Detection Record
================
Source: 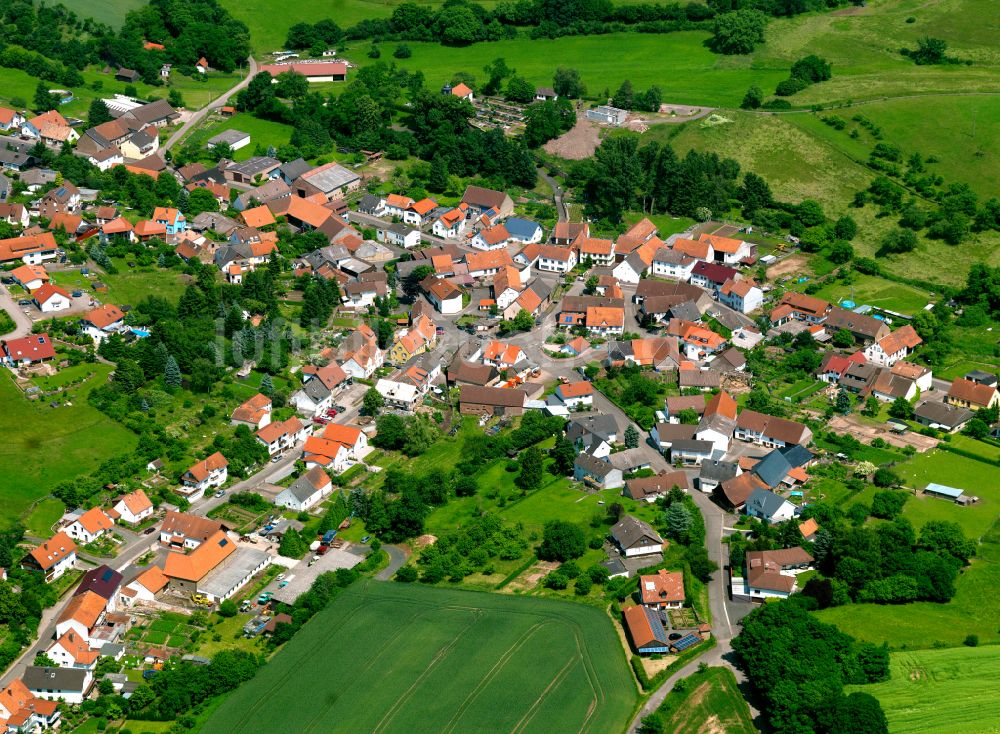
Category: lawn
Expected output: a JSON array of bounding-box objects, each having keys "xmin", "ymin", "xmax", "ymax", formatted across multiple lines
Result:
[
  {"xmin": 815, "ymin": 515, "xmax": 1000, "ymax": 649},
  {"xmin": 848, "ymin": 646, "xmax": 1000, "ymax": 734},
  {"xmin": 0, "ymin": 366, "xmax": 135, "ymax": 524},
  {"xmin": 181, "ymin": 112, "xmax": 295, "ymax": 162},
  {"xmin": 200, "ymin": 580, "xmax": 638, "ymax": 734},
  {"xmin": 55, "ymin": 260, "xmax": 188, "ymax": 308},
  {"xmin": 649, "ymin": 666, "xmax": 756, "ymax": 734},
  {"xmin": 803, "ymin": 273, "xmax": 934, "ymax": 317},
  {"xmin": 24, "ymin": 498, "xmax": 65, "ymax": 538}
]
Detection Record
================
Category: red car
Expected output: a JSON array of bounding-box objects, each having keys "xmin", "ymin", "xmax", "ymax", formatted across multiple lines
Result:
[
  {"xmin": 325, "ymin": 408, "xmax": 338, "ymax": 417},
  {"xmin": 312, "ymin": 417, "xmax": 328, "ymax": 425}
]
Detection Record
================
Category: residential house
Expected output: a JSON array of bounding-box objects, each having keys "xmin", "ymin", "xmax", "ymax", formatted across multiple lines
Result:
[
  {"xmin": 825, "ymin": 306, "xmax": 889, "ymax": 345},
  {"xmin": 566, "ymin": 413, "xmax": 619, "ymax": 446},
  {"xmin": 402, "ymin": 197, "xmax": 437, "ymax": 227},
  {"xmin": 255, "ymin": 417, "xmax": 307, "ymax": 456},
  {"xmin": 491, "ymin": 266, "xmax": 523, "ymax": 310},
  {"xmin": 461, "ymin": 185, "xmax": 514, "ymax": 219},
  {"xmin": 672, "ymin": 237, "xmax": 713, "ymax": 263},
  {"xmin": 533, "ymin": 244, "xmax": 577, "ymax": 274},
  {"xmin": 32, "ymin": 284, "xmax": 72, "ymax": 313},
  {"xmin": 374, "ymin": 378, "xmax": 420, "ymax": 411},
  {"xmin": 891, "ymin": 361, "xmax": 933, "ymax": 392},
  {"xmin": 449, "ymin": 83, "xmax": 474, "ymax": 101},
  {"xmin": 690, "ymin": 261, "xmax": 739, "ymax": 295},
  {"xmin": 946, "ymin": 377, "xmax": 999, "ymax": 410},
  {"xmin": 230, "ymin": 393, "xmax": 272, "ymax": 429},
  {"xmin": 357, "ymin": 193, "xmax": 386, "ymax": 216},
  {"xmin": 798, "ymin": 518, "xmax": 819, "ymax": 542},
  {"xmin": 745, "ymin": 487, "xmax": 797, "ymax": 523},
  {"xmin": 610, "ymin": 516, "xmax": 664, "ymax": 557},
  {"xmin": 914, "ymin": 400, "xmax": 973, "ymax": 433},
  {"xmin": 650, "ymin": 248, "xmax": 696, "ymax": 281},
  {"xmin": 864, "ymin": 325, "xmax": 923, "ymax": 367},
  {"xmin": 577, "ymin": 237, "xmax": 615, "ymax": 267},
  {"xmin": 384, "ymin": 193, "xmax": 415, "ymax": 219},
  {"xmin": 735, "ymin": 410, "xmax": 813, "ymax": 448},
  {"xmin": 423, "ymin": 277, "xmax": 463, "ymax": 314},
  {"xmin": 302, "ymin": 423, "xmax": 368, "ymax": 472},
  {"xmin": 54, "ymin": 590, "xmax": 105, "ymax": 644},
  {"xmin": 64, "ymin": 508, "xmax": 115, "ymax": 545},
  {"xmin": 624, "ymin": 470, "xmax": 691, "ymax": 502},
  {"xmin": 388, "ymin": 315, "xmax": 436, "ymax": 364},
  {"xmin": 699, "ymin": 233, "xmax": 750, "ymax": 264},
  {"xmin": 718, "ymin": 279, "xmax": 762, "ymax": 313},
  {"xmin": 771, "ymin": 292, "xmax": 831, "ymax": 325},
  {"xmin": 573, "ymin": 453, "xmax": 623, "ymax": 490},
  {"xmin": 868, "ymin": 367, "xmax": 919, "ymax": 403},
  {"xmin": 697, "ymin": 459, "xmax": 740, "ymax": 494},
  {"xmin": 179, "ymin": 452, "xmax": 228, "ymax": 501},
  {"xmin": 471, "ymin": 224, "xmax": 510, "ymax": 251},
  {"xmin": 337, "ymin": 324, "xmax": 383, "ymax": 378},
  {"xmin": 612, "ymin": 250, "xmax": 653, "ymax": 285},
  {"xmin": 694, "ymin": 391, "xmax": 737, "ymax": 455},
  {"xmin": 550, "ymin": 221, "xmax": 589, "ymax": 247},
  {"xmin": 2, "ymin": 334, "xmax": 56, "ymax": 365},
  {"xmin": 112, "ymin": 489, "xmax": 153, "ymax": 525},
  {"xmin": 0, "ymin": 106, "xmax": 25, "ymax": 131},
  {"xmin": 623, "ymin": 605, "xmax": 671, "ymax": 655},
  {"xmin": 159, "ymin": 512, "xmax": 224, "ymax": 549},
  {"xmin": 606, "ymin": 337, "xmax": 682, "ymax": 371},
  {"xmin": 744, "ymin": 547, "xmax": 813, "ymax": 601},
  {"xmin": 503, "ymin": 280, "xmax": 551, "ymax": 322},
  {"xmin": 22, "ymin": 532, "xmax": 77, "ymax": 581},
  {"xmin": 664, "ymin": 395, "xmax": 706, "ymax": 423},
  {"xmin": 458, "ymin": 385, "xmax": 528, "ymax": 417},
  {"xmin": 609, "ymin": 448, "xmax": 652, "ymax": 475},
  {"xmin": 0, "ymin": 232, "xmax": 59, "ymax": 265},
  {"xmin": 585, "ymin": 305, "xmax": 625, "ymax": 336},
  {"xmin": 0, "ymin": 202, "xmax": 30, "ymax": 228},
  {"xmin": 342, "ymin": 273, "xmax": 388, "ymax": 310},
  {"xmin": 639, "ymin": 569, "xmax": 685, "ymax": 609},
  {"xmin": 431, "ymin": 206, "xmax": 467, "ymax": 239},
  {"xmin": 377, "ymin": 222, "xmax": 421, "ymax": 249},
  {"xmin": 483, "ymin": 340, "xmax": 527, "ymax": 372},
  {"xmin": 122, "ymin": 566, "xmax": 169, "ymax": 604},
  {"xmin": 274, "ymin": 466, "xmax": 333, "ymax": 512},
  {"xmin": 668, "ymin": 319, "xmax": 727, "ymax": 360},
  {"xmin": 717, "ymin": 472, "xmax": 768, "ymax": 512},
  {"xmin": 555, "ymin": 381, "xmax": 593, "ymax": 409},
  {"xmin": 48, "ymin": 630, "xmax": 100, "ymax": 670},
  {"xmin": 465, "ymin": 249, "xmax": 513, "ymax": 280},
  {"xmin": 505, "ymin": 217, "xmax": 543, "ymax": 244},
  {"xmin": 74, "ymin": 565, "xmax": 123, "ymax": 614},
  {"xmin": 650, "ymin": 423, "xmax": 695, "ymax": 453},
  {"xmin": 80, "ymin": 304, "xmax": 126, "ymax": 342},
  {"xmin": 668, "ymin": 439, "xmax": 714, "ymax": 466},
  {"xmin": 23, "ymin": 666, "xmax": 92, "ymax": 705}
]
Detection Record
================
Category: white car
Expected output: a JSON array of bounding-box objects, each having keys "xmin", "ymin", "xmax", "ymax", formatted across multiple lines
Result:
[{"xmin": 276, "ymin": 573, "xmax": 285, "ymax": 581}]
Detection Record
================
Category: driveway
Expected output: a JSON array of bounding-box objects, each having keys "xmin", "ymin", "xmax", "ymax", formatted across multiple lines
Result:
[
  {"xmin": 0, "ymin": 284, "xmax": 34, "ymax": 338},
  {"xmin": 162, "ymin": 57, "xmax": 259, "ymax": 152}
]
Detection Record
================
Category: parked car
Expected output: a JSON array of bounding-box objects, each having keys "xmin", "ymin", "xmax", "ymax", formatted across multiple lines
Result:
[
  {"xmin": 214, "ymin": 490, "xmax": 225, "ymax": 498},
  {"xmin": 17, "ymin": 299, "xmax": 30, "ymax": 305},
  {"xmin": 270, "ymin": 455, "xmax": 282, "ymax": 463},
  {"xmin": 361, "ymin": 535, "xmax": 371, "ymax": 543},
  {"xmin": 143, "ymin": 526, "xmax": 157, "ymax": 535}
]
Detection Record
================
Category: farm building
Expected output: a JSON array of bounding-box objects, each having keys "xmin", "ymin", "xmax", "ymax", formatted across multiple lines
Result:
[
  {"xmin": 586, "ymin": 105, "xmax": 628, "ymax": 126},
  {"xmin": 258, "ymin": 61, "xmax": 347, "ymax": 82},
  {"xmin": 206, "ymin": 129, "xmax": 250, "ymax": 151},
  {"xmin": 923, "ymin": 483, "xmax": 977, "ymax": 505}
]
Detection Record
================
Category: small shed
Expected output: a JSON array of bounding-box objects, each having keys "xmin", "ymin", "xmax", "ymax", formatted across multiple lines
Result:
[{"xmin": 116, "ymin": 68, "xmax": 140, "ymax": 83}]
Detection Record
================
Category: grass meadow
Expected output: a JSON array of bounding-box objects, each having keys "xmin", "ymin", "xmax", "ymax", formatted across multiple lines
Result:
[
  {"xmin": 848, "ymin": 646, "xmax": 1000, "ymax": 734},
  {"xmin": 200, "ymin": 580, "xmax": 638, "ymax": 734},
  {"xmin": 0, "ymin": 366, "xmax": 135, "ymax": 524},
  {"xmin": 653, "ymin": 666, "xmax": 757, "ymax": 734},
  {"xmin": 816, "ymin": 512, "xmax": 1000, "ymax": 649},
  {"xmin": 70, "ymin": 0, "xmax": 145, "ymax": 27},
  {"xmin": 183, "ymin": 112, "xmax": 295, "ymax": 161}
]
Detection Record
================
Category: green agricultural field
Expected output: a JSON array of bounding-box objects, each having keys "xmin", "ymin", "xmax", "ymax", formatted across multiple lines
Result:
[
  {"xmin": 201, "ymin": 581, "xmax": 638, "ymax": 734},
  {"xmin": 652, "ymin": 666, "xmax": 757, "ymax": 734},
  {"xmin": 69, "ymin": 0, "xmax": 146, "ymax": 27},
  {"xmin": 182, "ymin": 112, "xmax": 294, "ymax": 161},
  {"xmin": 816, "ymin": 516, "xmax": 1000, "ymax": 649},
  {"xmin": 54, "ymin": 261, "xmax": 188, "ymax": 308},
  {"xmin": 348, "ymin": 32, "xmax": 789, "ymax": 108},
  {"xmin": 848, "ymin": 646, "xmax": 1000, "ymax": 734},
  {"xmin": 0, "ymin": 367, "xmax": 136, "ymax": 524}
]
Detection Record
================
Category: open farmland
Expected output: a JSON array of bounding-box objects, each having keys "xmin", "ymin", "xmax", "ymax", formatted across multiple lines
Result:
[
  {"xmin": 650, "ymin": 666, "xmax": 757, "ymax": 734},
  {"xmin": 200, "ymin": 581, "xmax": 637, "ymax": 734},
  {"xmin": 848, "ymin": 646, "xmax": 1000, "ymax": 734}
]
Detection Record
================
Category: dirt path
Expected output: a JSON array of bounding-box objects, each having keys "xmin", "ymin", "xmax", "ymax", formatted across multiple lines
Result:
[{"xmin": 163, "ymin": 56, "xmax": 258, "ymax": 152}]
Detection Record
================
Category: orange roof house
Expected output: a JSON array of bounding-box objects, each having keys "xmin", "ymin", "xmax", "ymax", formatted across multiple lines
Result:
[
  {"xmin": 639, "ymin": 569, "xmax": 685, "ymax": 607},
  {"xmin": 163, "ymin": 530, "xmax": 236, "ymax": 582},
  {"xmin": 183, "ymin": 452, "xmax": 228, "ymax": 484},
  {"xmin": 57, "ymin": 590, "xmax": 106, "ymax": 630},
  {"xmin": 451, "ymin": 83, "xmax": 473, "ymax": 98},
  {"xmin": 27, "ymin": 532, "xmax": 77, "ymax": 573},
  {"xmin": 698, "ymin": 232, "xmax": 744, "ymax": 253},
  {"xmin": 240, "ymin": 205, "xmax": 276, "ymax": 229},
  {"xmin": 231, "ymin": 393, "xmax": 272, "ymax": 427},
  {"xmin": 73, "ymin": 507, "xmax": 115, "ymax": 536},
  {"xmin": 133, "ymin": 566, "xmax": 169, "ymax": 594}
]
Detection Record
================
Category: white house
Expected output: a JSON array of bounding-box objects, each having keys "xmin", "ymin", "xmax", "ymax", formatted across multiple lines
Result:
[
  {"xmin": 651, "ymin": 249, "xmax": 695, "ymax": 281},
  {"xmin": 610, "ymin": 516, "xmax": 663, "ymax": 557},
  {"xmin": 554, "ymin": 381, "xmax": 593, "ymax": 409},
  {"xmin": 718, "ymin": 279, "xmax": 763, "ymax": 314},
  {"xmin": 471, "ymin": 224, "xmax": 510, "ymax": 251},
  {"xmin": 47, "ymin": 631, "xmax": 99, "ymax": 670},
  {"xmin": 23, "ymin": 532, "xmax": 77, "ymax": 582},
  {"xmin": 179, "ymin": 452, "xmax": 228, "ymax": 502},
  {"xmin": 744, "ymin": 487, "xmax": 796, "ymax": 523},
  {"xmin": 535, "ymin": 245, "xmax": 576, "ymax": 273},
  {"xmin": 32, "ymin": 284, "xmax": 72, "ymax": 313},
  {"xmin": 699, "ymin": 233, "xmax": 751, "ymax": 264},
  {"xmin": 863, "ymin": 325, "xmax": 923, "ymax": 367},
  {"xmin": 123, "ymin": 566, "xmax": 169, "ymax": 604},
  {"xmin": 255, "ymin": 416, "xmax": 308, "ymax": 456},
  {"xmin": 377, "ymin": 223, "xmax": 421, "ymax": 249},
  {"xmin": 424, "ymin": 278, "xmax": 463, "ymax": 314},
  {"xmin": 54, "ymin": 590, "xmax": 106, "ymax": 645},
  {"xmin": 612, "ymin": 252, "xmax": 649, "ymax": 285},
  {"xmin": 743, "ymin": 547, "xmax": 813, "ymax": 601},
  {"xmin": 24, "ymin": 666, "xmax": 93, "ymax": 705},
  {"xmin": 64, "ymin": 508, "xmax": 115, "ymax": 545},
  {"xmin": 432, "ymin": 207, "xmax": 467, "ymax": 239},
  {"xmin": 375, "ymin": 378, "xmax": 419, "ymax": 411},
  {"xmin": 274, "ymin": 466, "xmax": 333, "ymax": 512},
  {"xmin": 112, "ymin": 489, "xmax": 154, "ymax": 525},
  {"xmin": 504, "ymin": 218, "xmax": 543, "ymax": 245}
]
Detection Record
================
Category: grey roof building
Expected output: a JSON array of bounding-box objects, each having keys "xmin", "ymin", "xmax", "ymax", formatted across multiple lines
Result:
[
  {"xmin": 206, "ymin": 129, "xmax": 250, "ymax": 149},
  {"xmin": 745, "ymin": 487, "xmax": 794, "ymax": 521},
  {"xmin": 567, "ymin": 413, "xmax": 620, "ymax": 445},
  {"xmin": 610, "ymin": 515, "xmax": 663, "ymax": 556},
  {"xmin": 752, "ymin": 450, "xmax": 793, "ymax": 489},
  {"xmin": 279, "ymin": 157, "xmax": 312, "ymax": 184}
]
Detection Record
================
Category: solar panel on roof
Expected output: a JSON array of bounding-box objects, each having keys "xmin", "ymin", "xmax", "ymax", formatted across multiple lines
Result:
[
  {"xmin": 672, "ymin": 633, "xmax": 701, "ymax": 652},
  {"xmin": 643, "ymin": 607, "xmax": 670, "ymax": 645},
  {"xmin": 101, "ymin": 569, "xmax": 114, "ymax": 581}
]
